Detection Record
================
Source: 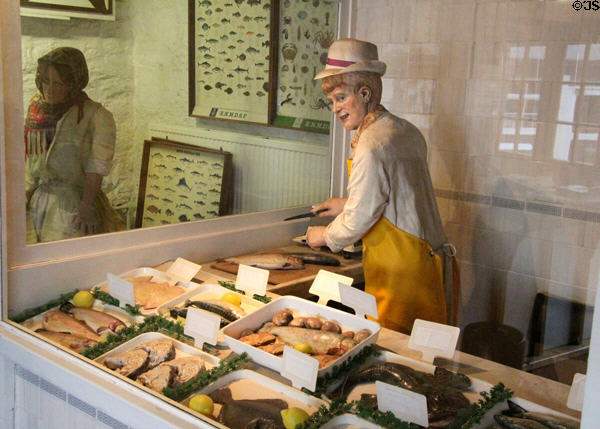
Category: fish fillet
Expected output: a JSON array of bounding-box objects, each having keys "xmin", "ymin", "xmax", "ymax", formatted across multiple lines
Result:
[
  {"xmin": 36, "ymin": 329, "xmax": 98, "ymax": 354},
  {"xmin": 265, "ymin": 326, "xmax": 353, "ymax": 355},
  {"xmin": 123, "ymin": 276, "xmax": 184, "ymax": 310},
  {"xmin": 104, "ymin": 348, "xmax": 150, "ymax": 379},
  {"xmin": 136, "ymin": 339, "xmax": 176, "ymax": 369},
  {"xmin": 42, "ymin": 310, "xmax": 100, "ymax": 341},
  {"xmin": 167, "ymin": 356, "xmax": 206, "ymax": 386},
  {"xmin": 60, "ymin": 302, "xmax": 126, "ymax": 334},
  {"xmin": 137, "ymin": 364, "xmax": 175, "ymax": 392}
]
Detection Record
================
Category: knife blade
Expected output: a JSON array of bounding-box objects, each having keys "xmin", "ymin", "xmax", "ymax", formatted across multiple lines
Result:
[{"xmin": 284, "ymin": 209, "xmax": 326, "ymax": 221}]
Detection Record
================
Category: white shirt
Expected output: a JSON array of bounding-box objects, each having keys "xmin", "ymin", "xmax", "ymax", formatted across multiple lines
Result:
[{"xmin": 324, "ymin": 112, "xmax": 446, "ymax": 253}]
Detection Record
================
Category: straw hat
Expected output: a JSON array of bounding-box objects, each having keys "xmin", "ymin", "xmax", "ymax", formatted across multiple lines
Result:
[{"xmin": 314, "ymin": 38, "xmax": 386, "ymax": 80}]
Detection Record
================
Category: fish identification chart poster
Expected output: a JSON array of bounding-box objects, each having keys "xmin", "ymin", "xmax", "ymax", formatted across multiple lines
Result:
[
  {"xmin": 273, "ymin": 0, "xmax": 338, "ymax": 134},
  {"xmin": 189, "ymin": 0, "xmax": 278, "ymax": 125},
  {"xmin": 136, "ymin": 139, "xmax": 233, "ymax": 228}
]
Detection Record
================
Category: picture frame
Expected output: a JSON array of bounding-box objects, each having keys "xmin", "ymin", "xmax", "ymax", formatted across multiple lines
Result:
[
  {"xmin": 188, "ymin": 0, "xmax": 279, "ymax": 125},
  {"xmin": 20, "ymin": 0, "xmax": 115, "ymax": 18},
  {"xmin": 135, "ymin": 138, "xmax": 233, "ymax": 229},
  {"xmin": 272, "ymin": 0, "xmax": 338, "ymax": 134}
]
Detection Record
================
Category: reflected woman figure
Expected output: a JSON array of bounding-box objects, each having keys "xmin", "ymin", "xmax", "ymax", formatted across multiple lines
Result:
[{"xmin": 25, "ymin": 47, "xmax": 123, "ymax": 243}]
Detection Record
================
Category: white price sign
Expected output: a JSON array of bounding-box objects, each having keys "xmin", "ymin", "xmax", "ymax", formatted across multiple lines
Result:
[
  {"xmin": 408, "ymin": 319, "xmax": 459, "ymax": 363},
  {"xmin": 107, "ymin": 273, "xmax": 135, "ymax": 308},
  {"xmin": 338, "ymin": 284, "xmax": 378, "ymax": 319},
  {"xmin": 309, "ymin": 269, "xmax": 353, "ymax": 305},
  {"xmin": 235, "ymin": 264, "xmax": 268, "ymax": 298},
  {"xmin": 376, "ymin": 381, "xmax": 429, "ymax": 427},
  {"xmin": 281, "ymin": 346, "xmax": 319, "ymax": 391},
  {"xmin": 183, "ymin": 307, "xmax": 221, "ymax": 347},
  {"xmin": 166, "ymin": 257, "xmax": 202, "ymax": 284}
]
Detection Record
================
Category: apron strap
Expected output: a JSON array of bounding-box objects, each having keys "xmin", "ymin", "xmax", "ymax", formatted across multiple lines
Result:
[{"xmin": 436, "ymin": 242, "xmax": 459, "ymax": 326}]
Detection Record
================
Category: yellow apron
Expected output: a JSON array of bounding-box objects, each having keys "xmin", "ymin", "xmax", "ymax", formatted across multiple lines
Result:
[{"xmin": 347, "ymin": 157, "xmax": 447, "ymax": 333}]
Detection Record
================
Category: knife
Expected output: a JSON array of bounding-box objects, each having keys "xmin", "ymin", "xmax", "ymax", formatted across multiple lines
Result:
[{"xmin": 284, "ymin": 209, "xmax": 326, "ymax": 221}]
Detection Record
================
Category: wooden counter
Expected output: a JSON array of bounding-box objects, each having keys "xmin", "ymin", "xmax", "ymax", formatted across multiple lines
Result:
[{"xmin": 195, "ymin": 244, "xmax": 364, "ymax": 298}]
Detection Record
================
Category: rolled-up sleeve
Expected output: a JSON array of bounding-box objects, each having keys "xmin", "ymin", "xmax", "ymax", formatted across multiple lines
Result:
[
  {"xmin": 324, "ymin": 144, "xmax": 389, "ymax": 252},
  {"xmin": 85, "ymin": 106, "xmax": 116, "ymax": 176}
]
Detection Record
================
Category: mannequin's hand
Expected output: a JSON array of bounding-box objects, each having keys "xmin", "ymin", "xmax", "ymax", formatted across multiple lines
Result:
[
  {"xmin": 311, "ymin": 198, "xmax": 347, "ymax": 218},
  {"xmin": 74, "ymin": 201, "xmax": 98, "ymax": 234},
  {"xmin": 306, "ymin": 226, "xmax": 327, "ymax": 250}
]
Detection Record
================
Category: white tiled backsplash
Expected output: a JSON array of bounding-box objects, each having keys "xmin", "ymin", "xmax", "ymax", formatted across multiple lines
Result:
[{"xmin": 355, "ymin": 0, "xmax": 600, "ymax": 338}]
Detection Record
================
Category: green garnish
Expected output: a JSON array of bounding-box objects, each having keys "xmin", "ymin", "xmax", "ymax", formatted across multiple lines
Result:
[
  {"xmin": 303, "ymin": 344, "xmax": 380, "ymax": 397},
  {"xmin": 299, "ymin": 398, "xmax": 418, "ymax": 429},
  {"xmin": 449, "ymin": 382, "xmax": 513, "ymax": 429},
  {"xmin": 162, "ymin": 353, "xmax": 250, "ymax": 401},
  {"xmin": 218, "ymin": 280, "xmax": 271, "ymax": 303},
  {"xmin": 10, "ymin": 289, "xmax": 79, "ymax": 323},
  {"xmin": 83, "ymin": 315, "xmax": 193, "ymax": 359}
]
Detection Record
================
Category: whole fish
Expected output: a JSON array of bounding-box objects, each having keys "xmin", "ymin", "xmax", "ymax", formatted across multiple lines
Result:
[
  {"xmin": 35, "ymin": 329, "xmax": 98, "ymax": 353},
  {"xmin": 177, "ymin": 177, "xmax": 192, "ymax": 191},
  {"xmin": 209, "ymin": 387, "xmax": 287, "ymax": 429},
  {"xmin": 501, "ymin": 400, "xmax": 579, "ymax": 429},
  {"xmin": 264, "ymin": 325, "xmax": 355, "ymax": 355},
  {"xmin": 60, "ymin": 302, "xmax": 126, "ymax": 334},
  {"xmin": 186, "ymin": 299, "xmax": 246, "ymax": 321},
  {"xmin": 224, "ymin": 254, "xmax": 304, "ymax": 270},
  {"xmin": 287, "ymin": 253, "xmax": 340, "ymax": 266},
  {"xmin": 495, "ymin": 414, "xmax": 551, "ymax": 429},
  {"xmin": 42, "ymin": 310, "xmax": 100, "ymax": 341}
]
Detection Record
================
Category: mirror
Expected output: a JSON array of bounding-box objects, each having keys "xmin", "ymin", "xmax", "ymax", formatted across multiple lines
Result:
[{"xmin": 20, "ymin": 0, "xmax": 337, "ymax": 243}]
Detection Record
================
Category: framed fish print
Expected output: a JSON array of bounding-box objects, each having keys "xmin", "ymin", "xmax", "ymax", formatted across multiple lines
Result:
[
  {"xmin": 20, "ymin": 0, "xmax": 115, "ymax": 19},
  {"xmin": 272, "ymin": 0, "xmax": 338, "ymax": 134},
  {"xmin": 135, "ymin": 138, "xmax": 233, "ymax": 228},
  {"xmin": 188, "ymin": 0, "xmax": 279, "ymax": 125}
]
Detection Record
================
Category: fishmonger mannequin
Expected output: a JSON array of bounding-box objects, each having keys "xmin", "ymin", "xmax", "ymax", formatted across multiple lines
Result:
[{"xmin": 306, "ymin": 39, "xmax": 456, "ymax": 334}]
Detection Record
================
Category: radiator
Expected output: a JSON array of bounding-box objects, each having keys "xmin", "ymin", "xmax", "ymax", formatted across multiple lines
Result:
[{"xmin": 148, "ymin": 124, "xmax": 330, "ymax": 214}]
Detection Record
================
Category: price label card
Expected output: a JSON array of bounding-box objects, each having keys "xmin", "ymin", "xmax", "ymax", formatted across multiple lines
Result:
[
  {"xmin": 166, "ymin": 257, "xmax": 202, "ymax": 284},
  {"xmin": 408, "ymin": 319, "xmax": 459, "ymax": 363},
  {"xmin": 376, "ymin": 381, "xmax": 429, "ymax": 427},
  {"xmin": 338, "ymin": 284, "xmax": 378, "ymax": 319},
  {"xmin": 183, "ymin": 307, "xmax": 220, "ymax": 348},
  {"xmin": 281, "ymin": 346, "xmax": 319, "ymax": 391},
  {"xmin": 107, "ymin": 273, "xmax": 135, "ymax": 308},
  {"xmin": 235, "ymin": 264, "xmax": 268, "ymax": 297},
  {"xmin": 309, "ymin": 269, "xmax": 353, "ymax": 305},
  {"xmin": 567, "ymin": 373, "xmax": 585, "ymax": 411}
]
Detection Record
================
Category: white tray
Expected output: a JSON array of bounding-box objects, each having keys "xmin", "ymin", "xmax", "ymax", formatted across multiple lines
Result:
[
  {"xmin": 157, "ymin": 283, "xmax": 265, "ymax": 346},
  {"xmin": 221, "ymin": 296, "xmax": 380, "ymax": 377},
  {"xmin": 96, "ymin": 331, "xmax": 221, "ymax": 395},
  {"xmin": 330, "ymin": 350, "xmax": 580, "ymax": 428},
  {"xmin": 92, "ymin": 267, "xmax": 204, "ymax": 316},
  {"xmin": 181, "ymin": 369, "xmax": 327, "ymax": 425}
]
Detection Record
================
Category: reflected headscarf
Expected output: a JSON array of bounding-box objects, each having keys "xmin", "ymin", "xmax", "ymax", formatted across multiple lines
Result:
[{"xmin": 25, "ymin": 47, "xmax": 90, "ymax": 158}]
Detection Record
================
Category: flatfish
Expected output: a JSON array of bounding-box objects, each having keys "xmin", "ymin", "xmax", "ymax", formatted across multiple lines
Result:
[
  {"xmin": 209, "ymin": 387, "xmax": 287, "ymax": 429},
  {"xmin": 224, "ymin": 254, "xmax": 304, "ymax": 270},
  {"xmin": 498, "ymin": 400, "xmax": 579, "ymax": 429}
]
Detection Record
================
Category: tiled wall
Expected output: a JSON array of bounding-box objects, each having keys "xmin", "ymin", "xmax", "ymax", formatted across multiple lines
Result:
[{"xmin": 355, "ymin": 0, "xmax": 600, "ymax": 339}]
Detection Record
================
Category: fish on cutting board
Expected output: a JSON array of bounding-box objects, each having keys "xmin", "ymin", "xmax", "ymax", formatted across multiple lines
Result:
[
  {"xmin": 223, "ymin": 254, "xmax": 304, "ymax": 270},
  {"xmin": 286, "ymin": 252, "xmax": 341, "ymax": 266}
]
